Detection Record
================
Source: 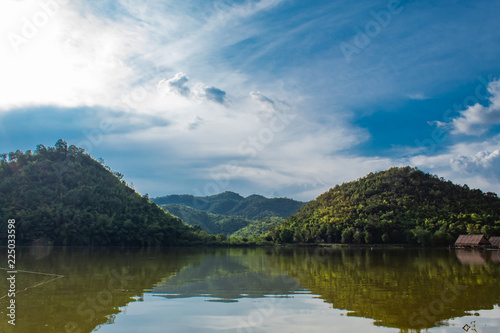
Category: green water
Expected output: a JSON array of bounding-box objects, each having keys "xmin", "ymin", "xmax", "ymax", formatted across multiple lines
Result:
[{"xmin": 0, "ymin": 247, "xmax": 499, "ymax": 333}]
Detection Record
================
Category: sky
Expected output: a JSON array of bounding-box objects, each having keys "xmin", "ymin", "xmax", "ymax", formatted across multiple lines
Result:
[{"xmin": 1, "ymin": 0, "xmax": 500, "ymax": 201}]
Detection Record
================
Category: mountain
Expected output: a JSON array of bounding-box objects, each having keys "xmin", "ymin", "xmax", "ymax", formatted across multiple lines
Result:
[
  {"xmin": 152, "ymin": 192, "xmax": 304, "ymax": 236},
  {"xmin": 162, "ymin": 204, "xmax": 255, "ymax": 235},
  {"xmin": 268, "ymin": 167, "xmax": 500, "ymax": 246},
  {"xmin": 152, "ymin": 191, "xmax": 304, "ymax": 220},
  {"xmin": 230, "ymin": 216, "xmax": 284, "ymax": 238},
  {"xmin": 0, "ymin": 140, "xmax": 205, "ymax": 246}
]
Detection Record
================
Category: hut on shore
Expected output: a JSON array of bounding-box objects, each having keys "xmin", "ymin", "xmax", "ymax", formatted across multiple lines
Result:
[
  {"xmin": 489, "ymin": 236, "xmax": 500, "ymax": 248},
  {"xmin": 454, "ymin": 234, "xmax": 491, "ymax": 248}
]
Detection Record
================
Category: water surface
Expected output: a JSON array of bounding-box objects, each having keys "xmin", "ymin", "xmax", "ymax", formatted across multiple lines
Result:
[{"xmin": 0, "ymin": 247, "xmax": 499, "ymax": 332}]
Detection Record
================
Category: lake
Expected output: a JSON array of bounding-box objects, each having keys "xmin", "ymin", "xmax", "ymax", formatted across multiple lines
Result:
[{"xmin": 0, "ymin": 246, "xmax": 499, "ymax": 333}]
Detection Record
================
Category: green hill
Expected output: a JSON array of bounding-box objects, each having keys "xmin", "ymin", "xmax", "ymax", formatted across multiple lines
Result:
[
  {"xmin": 162, "ymin": 203, "xmax": 285, "ymax": 237},
  {"xmin": 152, "ymin": 192, "xmax": 304, "ymax": 237},
  {"xmin": 163, "ymin": 204, "xmax": 255, "ymax": 236},
  {"xmin": 0, "ymin": 140, "xmax": 205, "ymax": 246},
  {"xmin": 268, "ymin": 167, "xmax": 500, "ymax": 246},
  {"xmin": 152, "ymin": 192, "xmax": 304, "ymax": 220}
]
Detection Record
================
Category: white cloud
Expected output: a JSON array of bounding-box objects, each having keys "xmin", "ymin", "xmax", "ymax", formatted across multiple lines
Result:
[
  {"xmin": 158, "ymin": 72, "xmax": 190, "ymax": 96},
  {"xmin": 98, "ymin": 88, "xmax": 374, "ymax": 200},
  {"xmin": 409, "ymin": 135, "xmax": 500, "ymax": 194},
  {"xmin": 450, "ymin": 150, "xmax": 500, "ymax": 180},
  {"xmin": 439, "ymin": 79, "xmax": 500, "ymax": 135},
  {"xmin": 0, "ymin": 0, "xmax": 285, "ymax": 112},
  {"xmin": 0, "ymin": 0, "xmax": 146, "ymax": 110}
]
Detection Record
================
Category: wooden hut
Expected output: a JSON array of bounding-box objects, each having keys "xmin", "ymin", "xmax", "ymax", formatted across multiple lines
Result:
[
  {"xmin": 454, "ymin": 234, "xmax": 491, "ymax": 248},
  {"xmin": 489, "ymin": 236, "xmax": 500, "ymax": 248}
]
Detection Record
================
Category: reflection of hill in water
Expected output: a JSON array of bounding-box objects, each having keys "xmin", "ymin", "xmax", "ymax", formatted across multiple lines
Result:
[
  {"xmin": 0, "ymin": 247, "xmax": 193, "ymax": 333},
  {"xmin": 270, "ymin": 248, "xmax": 500, "ymax": 331},
  {"xmin": 1, "ymin": 247, "xmax": 499, "ymax": 332},
  {"xmin": 152, "ymin": 249, "xmax": 303, "ymax": 301}
]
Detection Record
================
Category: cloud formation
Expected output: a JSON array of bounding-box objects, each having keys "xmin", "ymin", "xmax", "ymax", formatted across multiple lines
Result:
[
  {"xmin": 440, "ymin": 79, "xmax": 500, "ymax": 135},
  {"xmin": 3, "ymin": 0, "xmax": 500, "ymax": 200},
  {"xmin": 204, "ymin": 87, "xmax": 227, "ymax": 104},
  {"xmin": 250, "ymin": 91, "xmax": 289, "ymax": 113},
  {"xmin": 450, "ymin": 150, "xmax": 500, "ymax": 180},
  {"xmin": 158, "ymin": 72, "xmax": 190, "ymax": 96},
  {"xmin": 156, "ymin": 73, "xmax": 227, "ymax": 105}
]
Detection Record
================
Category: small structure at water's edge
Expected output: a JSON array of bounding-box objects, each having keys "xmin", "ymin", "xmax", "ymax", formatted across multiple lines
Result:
[
  {"xmin": 489, "ymin": 236, "xmax": 500, "ymax": 248},
  {"xmin": 454, "ymin": 234, "xmax": 491, "ymax": 248}
]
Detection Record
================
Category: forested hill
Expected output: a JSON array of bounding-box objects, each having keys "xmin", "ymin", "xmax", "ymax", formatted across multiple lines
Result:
[
  {"xmin": 268, "ymin": 167, "xmax": 500, "ymax": 246},
  {"xmin": 0, "ymin": 140, "xmax": 204, "ymax": 246},
  {"xmin": 152, "ymin": 192, "xmax": 304, "ymax": 220}
]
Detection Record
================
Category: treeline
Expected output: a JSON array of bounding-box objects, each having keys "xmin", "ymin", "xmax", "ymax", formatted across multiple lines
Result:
[
  {"xmin": 161, "ymin": 204, "xmax": 254, "ymax": 235},
  {"xmin": 153, "ymin": 191, "xmax": 303, "ymax": 239},
  {"xmin": 268, "ymin": 167, "xmax": 500, "ymax": 246},
  {"xmin": 0, "ymin": 140, "xmax": 212, "ymax": 246},
  {"xmin": 152, "ymin": 191, "xmax": 304, "ymax": 220}
]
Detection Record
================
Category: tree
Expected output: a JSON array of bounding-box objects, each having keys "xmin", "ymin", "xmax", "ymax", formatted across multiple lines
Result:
[
  {"xmin": 55, "ymin": 139, "xmax": 68, "ymax": 151},
  {"xmin": 35, "ymin": 144, "xmax": 47, "ymax": 154}
]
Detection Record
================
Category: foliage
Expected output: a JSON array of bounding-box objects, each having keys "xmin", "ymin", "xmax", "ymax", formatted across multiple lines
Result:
[
  {"xmin": 153, "ymin": 192, "xmax": 304, "ymax": 220},
  {"xmin": 231, "ymin": 216, "xmax": 284, "ymax": 238},
  {"xmin": 268, "ymin": 167, "xmax": 500, "ymax": 246},
  {"xmin": 161, "ymin": 204, "xmax": 254, "ymax": 235},
  {"xmin": 154, "ymin": 191, "xmax": 302, "ymax": 238},
  {"xmin": 161, "ymin": 203, "xmax": 285, "ymax": 239},
  {"xmin": 0, "ymin": 140, "xmax": 209, "ymax": 246}
]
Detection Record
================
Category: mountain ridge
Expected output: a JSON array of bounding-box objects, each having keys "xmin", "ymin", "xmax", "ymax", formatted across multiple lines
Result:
[
  {"xmin": 152, "ymin": 191, "xmax": 304, "ymax": 236},
  {"xmin": 152, "ymin": 191, "xmax": 304, "ymax": 220}
]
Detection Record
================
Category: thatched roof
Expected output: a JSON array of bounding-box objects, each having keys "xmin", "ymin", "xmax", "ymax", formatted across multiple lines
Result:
[
  {"xmin": 454, "ymin": 234, "xmax": 490, "ymax": 246},
  {"xmin": 489, "ymin": 236, "xmax": 500, "ymax": 247}
]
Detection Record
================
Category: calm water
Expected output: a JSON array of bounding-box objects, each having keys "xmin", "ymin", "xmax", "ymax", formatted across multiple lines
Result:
[{"xmin": 0, "ymin": 246, "xmax": 499, "ymax": 333}]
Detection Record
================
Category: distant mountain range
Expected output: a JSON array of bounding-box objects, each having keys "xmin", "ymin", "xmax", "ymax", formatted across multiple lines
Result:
[{"xmin": 152, "ymin": 192, "xmax": 305, "ymax": 236}]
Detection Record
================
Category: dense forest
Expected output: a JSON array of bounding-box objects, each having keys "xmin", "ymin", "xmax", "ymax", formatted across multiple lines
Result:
[
  {"xmin": 0, "ymin": 140, "xmax": 211, "ymax": 246},
  {"xmin": 162, "ymin": 204, "xmax": 255, "ymax": 236},
  {"xmin": 268, "ymin": 167, "xmax": 500, "ymax": 246},
  {"xmin": 152, "ymin": 192, "xmax": 304, "ymax": 220},
  {"xmin": 153, "ymin": 192, "xmax": 303, "ymax": 237}
]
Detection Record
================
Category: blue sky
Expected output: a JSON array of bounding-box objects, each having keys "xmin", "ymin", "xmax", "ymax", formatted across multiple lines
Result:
[{"xmin": 1, "ymin": 0, "xmax": 500, "ymax": 200}]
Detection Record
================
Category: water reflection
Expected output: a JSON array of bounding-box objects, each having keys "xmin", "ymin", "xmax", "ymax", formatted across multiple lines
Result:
[
  {"xmin": 270, "ymin": 248, "xmax": 500, "ymax": 331},
  {"xmin": 0, "ymin": 247, "xmax": 498, "ymax": 333},
  {"xmin": 152, "ymin": 249, "xmax": 305, "ymax": 302},
  {"xmin": 0, "ymin": 247, "xmax": 194, "ymax": 333},
  {"xmin": 454, "ymin": 249, "xmax": 500, "ymax": 265}
]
